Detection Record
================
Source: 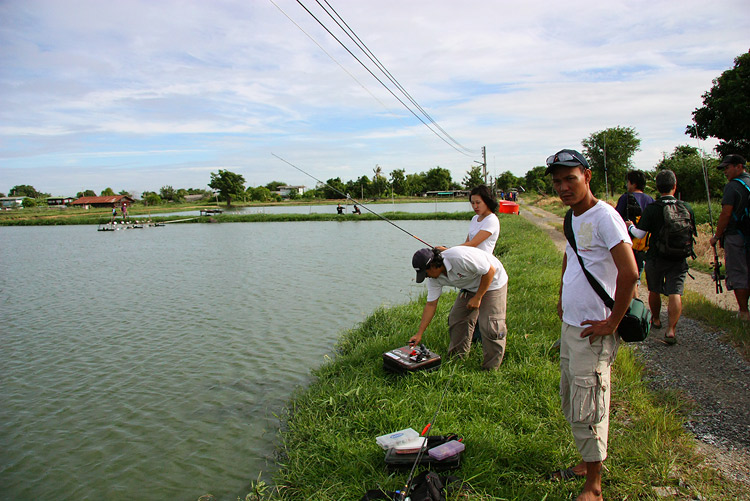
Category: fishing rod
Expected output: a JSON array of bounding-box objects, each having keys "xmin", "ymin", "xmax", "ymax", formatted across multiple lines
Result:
[
  {"xmin": 697, "ymin": 139, "xmax": 724, "ymax": 293},
  {"xmin": 272, "ymin": 153, "xmax": 435, "ymax": 248}
]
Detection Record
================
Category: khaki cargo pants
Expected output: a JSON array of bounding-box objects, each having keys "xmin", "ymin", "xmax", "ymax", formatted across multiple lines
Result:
[
  {"xmin": 560, "ymin": 322, "xmax": 619, "ymax": 462},
  {"xmin": 447, "ymin": 284, "xmax": 507, "ymax": 370}
]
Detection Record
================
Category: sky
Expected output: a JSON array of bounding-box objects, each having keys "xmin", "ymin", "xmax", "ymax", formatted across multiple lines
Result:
[{"xmin": 1, "ymin": 0, "xmax": 748, "ymax": 197}]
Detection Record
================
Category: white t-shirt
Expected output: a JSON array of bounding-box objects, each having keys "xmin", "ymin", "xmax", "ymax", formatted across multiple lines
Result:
[
  {"xmin": 426, "ymin": 246, "xmax": 508, "ymax": 302},
  {"xmin": 562, "ymin": 201, "xmax": 631, "ymax": 327},
  {"xmin": 467, "ymin": 213, "xmax": 499, "ymax": 254}
]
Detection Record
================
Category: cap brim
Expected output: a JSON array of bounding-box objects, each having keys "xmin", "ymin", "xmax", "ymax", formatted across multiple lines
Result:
[
  {"xmin": 415, "ymin": 269, "xmax": 427, "ymax": 283},
  {"xmin": 717, "ymin": 162, "xmax": 729, "ymax": 169}
]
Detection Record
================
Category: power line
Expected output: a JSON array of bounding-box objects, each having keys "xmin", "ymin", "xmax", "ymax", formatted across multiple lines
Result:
[
  {"xmin": 294, "ymin": 0, "xmax": 478, "ymax": 159},
  {"xmin": 316, "ymin": 0, "xmax": 476, "ymax": 155}
]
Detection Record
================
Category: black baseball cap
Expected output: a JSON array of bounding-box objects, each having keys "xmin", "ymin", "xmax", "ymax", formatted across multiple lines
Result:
[
  {"xmin": 717, "ymin": 154, "xmax": 746, "ymax": 169},
  {"xmin": 412, "ymin": 248, "xmax": 434, "ymax": 283},
  {"xmin": 545, "ymin": 149, "xmax": 591, "ymax": 174}
]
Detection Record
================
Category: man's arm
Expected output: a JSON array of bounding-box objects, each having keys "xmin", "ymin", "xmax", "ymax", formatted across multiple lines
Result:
[
  {"xmin": 409, "ymin": 299, "xmax": 438, "ymax": 346},
  {"xmin": 581, "ymin": 242, "xmax": 638, "ymax": 339},
  {"xmin": 709, "ymin": 204, "xmax": 734, "ymax": 247},
  {"xmin": 466, "ymin": 265, "xmax": 495, "ymax": 310}
]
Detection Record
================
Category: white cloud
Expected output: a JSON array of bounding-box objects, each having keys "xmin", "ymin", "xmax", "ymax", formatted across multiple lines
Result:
[{"xmin": 0, "ymin": 0, "xmax": 747, "ymax": 194}]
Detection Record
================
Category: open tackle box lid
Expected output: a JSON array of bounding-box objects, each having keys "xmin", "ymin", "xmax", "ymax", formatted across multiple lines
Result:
[{"xmin": 383, "ymin": 344, "xmax": 441, "ymax": 374}]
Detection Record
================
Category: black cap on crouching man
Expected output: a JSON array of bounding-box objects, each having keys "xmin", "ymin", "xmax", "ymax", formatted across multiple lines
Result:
[
  {"xmin": 413, "ymin": 248, "xmax": 436, "ymax": 283},
  {"xmin": 544, "ymin": 149, "xmax": 591, "ymax": 174},
  {"xmin": 717, "ymin": 154, "xmax": 746, "ymax": 169}
]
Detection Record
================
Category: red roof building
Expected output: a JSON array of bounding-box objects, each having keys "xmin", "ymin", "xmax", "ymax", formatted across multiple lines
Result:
[{"xmin": 70, "ymin": 195, "xmax": 135, "ymax": 208}]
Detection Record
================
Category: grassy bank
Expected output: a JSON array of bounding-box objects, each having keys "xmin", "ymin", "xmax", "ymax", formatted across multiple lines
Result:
[{"xmin": 257, "ymin": 216, "xmax": 746, "ymax": 500}]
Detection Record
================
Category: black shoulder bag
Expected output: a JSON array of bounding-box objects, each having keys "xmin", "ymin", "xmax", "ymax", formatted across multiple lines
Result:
[{"xmin": 563, "ymin": 210, "xmax": 651, "ymax": 342}]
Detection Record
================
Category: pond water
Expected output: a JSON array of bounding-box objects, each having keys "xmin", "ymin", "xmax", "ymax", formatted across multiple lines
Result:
[
  {"xmin": 0, "ymin": 219, "xmax": 469, "ymax": 500},
  {"xmin": 144, "ymin": 200, "xmax": 470, "ymax": 218}
]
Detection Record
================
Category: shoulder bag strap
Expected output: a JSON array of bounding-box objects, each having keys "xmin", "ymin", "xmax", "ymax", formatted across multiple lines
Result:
[{"xmin": 563, "ymin": 209, "xmax": 615, "ymax": 310}]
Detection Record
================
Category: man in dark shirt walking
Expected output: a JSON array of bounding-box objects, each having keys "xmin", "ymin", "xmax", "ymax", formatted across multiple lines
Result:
[
  {"xmin": 710, "ymin": 154, "xmax": 750, "ymax": 321},
  {"xmin": 627, "ymin": 170, "xmax": 696, "ymax": 344}
]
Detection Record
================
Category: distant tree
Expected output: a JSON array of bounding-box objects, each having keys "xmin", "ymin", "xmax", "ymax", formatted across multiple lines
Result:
[
  {"xmin": 655, "ymin": 145, "xmax": 724, "ymax": 202},
  {"xmin": 22, "ymin": 197, "xmax": 37, "ymax": 208},
  {"xmin": 403, "ymin": 173, "xmax": 426, "ymax": 196},
  {"xmin": 389, "ymin": 169, "xmax": 406, "ymax": 196},
  {"xmin": 525, "ymin": 165, "xmax": 554, "ymax": 194},
  {"xmin": 0, "ymin": 192, "xmax": 5, "ymax": 197},
  {"xmin": 462, "ymin": 165, "xmax": 484, "ymax": 189},
  {"xmin": 101, "ymin": 187, "xmax": 116, "ymax": 196},
  {"xmin": 247, "ymin": 186, "xmax": 272, "ymax": 202},
  {"xmin": 159, "ymin": 185, "xmax": 176, "ymax": 201},
  {"xmin": 582, "ymin": 126, "xmax": 641, "ymax": 196},
  {"xmin": 302, "ymin": 186, "xmax": 324, "ymax": 200},
  {"xmin": 372, "ymin": 165, "xmax": 388, "ymax": 198},
  {"xmin": 77, "ymin": 189, "xmax": 97, "ymax": 198},
  {"xmin": 322, "ymin": 177, "xmax": 346, "ymax": 199},
  {"xmin": 174, "ymin": 189, "xmax": 187, "ymax": 202},
  {"xmin": 495, "ymin": 171, "xmax": 522, "ymax": 192},
  {"xmin": 118, "ymin": 189, "xmax": 132, "ymax": 197},
  {"xmin": 349, "ymin": 175, "xmax": 371, "ymax": 198},
  {"xmin": 687, "ymin": 51, "xmax": 750, "ymax": 158},
  {"xmin": 424, "ymin": 167, "xmax": 453, "ymax": 191},
  {"xmin": 209, "ymin": 169, "xmax": 246, "ymax": 206},
  {"xmin": 9, "ymin": 185, "xmax": 40, "ymax": 198},
  {"xmin": 265, "ymin": 181, "xmax": 286, "ymax": 192},
  {"xmin": 142, "ymin": 192, "xmax": 162, "ymax": 206},
  {"xmin": 187, "ymin": 188, "xmax": 212, "ymax": 197}
]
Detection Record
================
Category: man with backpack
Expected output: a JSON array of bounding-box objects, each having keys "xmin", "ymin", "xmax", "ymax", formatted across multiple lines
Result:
[
  {"xmin": 626, "ymin": 170, "xmax": 696, "ymax": 344},
  {"xmin": 709, "ymin": 154, "xmax": 750, "ymax": 321},
  {"xmin": 615, "ymin": 170, "xmax": 655, "ymax": 296}
]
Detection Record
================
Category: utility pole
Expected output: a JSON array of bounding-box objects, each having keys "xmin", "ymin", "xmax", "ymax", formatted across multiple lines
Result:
[{"xmin": 482, "ymin": 146, "xmax": 487, "ymax": 185}]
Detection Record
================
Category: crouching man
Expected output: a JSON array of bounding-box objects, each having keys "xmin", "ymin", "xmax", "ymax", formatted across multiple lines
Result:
[
  {"xmin": 546, "ymin": 149, "xmax": 638, "ymax": 500},
  {"xmin": 409, "ymin": 246, "xmax": 508, "ymax": 370}
]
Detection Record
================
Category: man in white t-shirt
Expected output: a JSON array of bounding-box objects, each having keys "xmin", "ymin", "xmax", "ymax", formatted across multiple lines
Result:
[
  {"xmin": 409, "ymin": 246, "xmax": 509, "ymax": 370},
  {"xmin": 546, "ymin": 149, "xmax": 638, "ymax": 501}
]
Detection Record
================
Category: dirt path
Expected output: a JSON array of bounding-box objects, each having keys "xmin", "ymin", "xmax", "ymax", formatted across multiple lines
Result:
[{"xmin": 519, "ymin": 201, "xmax": 750, "ymax": 486}]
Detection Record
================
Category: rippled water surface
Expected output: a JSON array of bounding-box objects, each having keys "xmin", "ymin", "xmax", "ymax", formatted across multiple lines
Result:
[{"xmin": 0, "ymin": 220, "xmax": 468, "ymax": 500}]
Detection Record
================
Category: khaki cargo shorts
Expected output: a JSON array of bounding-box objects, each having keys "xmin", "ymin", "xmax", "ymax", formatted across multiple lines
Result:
[{"xmin": 559, "ymin": 322, "xmax": 619, "ymax": 462}]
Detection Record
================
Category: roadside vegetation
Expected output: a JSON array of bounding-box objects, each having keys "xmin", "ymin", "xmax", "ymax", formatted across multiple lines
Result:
[{"xmin": 239, "ymin": 215, "xmax": 747, "ymax": 500}]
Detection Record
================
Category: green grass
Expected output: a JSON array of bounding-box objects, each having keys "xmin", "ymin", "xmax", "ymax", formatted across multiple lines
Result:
[
  {"xmin": 256, "ymin": 216, "xmax": 748, "ymax": 500},
  {"xmin": 681, "ymin": 289, "xmax": 750, "ymax": 358}
]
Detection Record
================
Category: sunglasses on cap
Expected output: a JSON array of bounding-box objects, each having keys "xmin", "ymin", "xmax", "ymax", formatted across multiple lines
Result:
[{"xmin": 546, "ymin": 151, "xmax": 581, "ymax": 166}]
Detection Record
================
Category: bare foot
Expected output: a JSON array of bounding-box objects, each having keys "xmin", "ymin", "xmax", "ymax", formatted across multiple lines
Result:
[{"xmin": 576, "ymin": 490, "xmax": 603, "ymax": 501}]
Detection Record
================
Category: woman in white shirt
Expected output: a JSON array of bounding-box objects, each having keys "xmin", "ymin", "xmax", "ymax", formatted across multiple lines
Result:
[{"xmin": 438, "ymin": 185, "xmax": 500, "ymax": 254}]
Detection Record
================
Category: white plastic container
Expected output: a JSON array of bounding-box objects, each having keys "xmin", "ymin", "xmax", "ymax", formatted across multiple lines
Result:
[
  {"xmin": 375, "ymin": 428, "xmax": 419, "ymax": 450},
  {"xmin": 393, "ymin": 436, "xmax": 428, "ymax": 454}
]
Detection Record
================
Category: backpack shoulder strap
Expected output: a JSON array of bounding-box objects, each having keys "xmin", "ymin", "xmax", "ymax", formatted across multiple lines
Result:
[
  {"xmin": 733, "ymin": 177, "xmax": 750, "ymax": 193},
  {"xmin": 562, "ymin": 209, "xmax": 615, "ymax": 309}
]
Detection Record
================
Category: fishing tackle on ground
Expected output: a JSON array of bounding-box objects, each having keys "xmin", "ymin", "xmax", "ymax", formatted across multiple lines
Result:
[{"xmin": 272, "ymin": 153, "xmax": 434, "ymax": 248}]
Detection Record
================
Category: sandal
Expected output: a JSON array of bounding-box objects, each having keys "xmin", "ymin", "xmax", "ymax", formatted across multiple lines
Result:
[
  {"xmin": 650, "ymin": 319, "xmax": 662, "ymax": 329},
  {"xmin": 548, "ymin": 467, "xmax": 584, "ymax": 482},
  {"xmin": 661, "ymin": 333, "xmax": 677, "ymax": 345}
]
